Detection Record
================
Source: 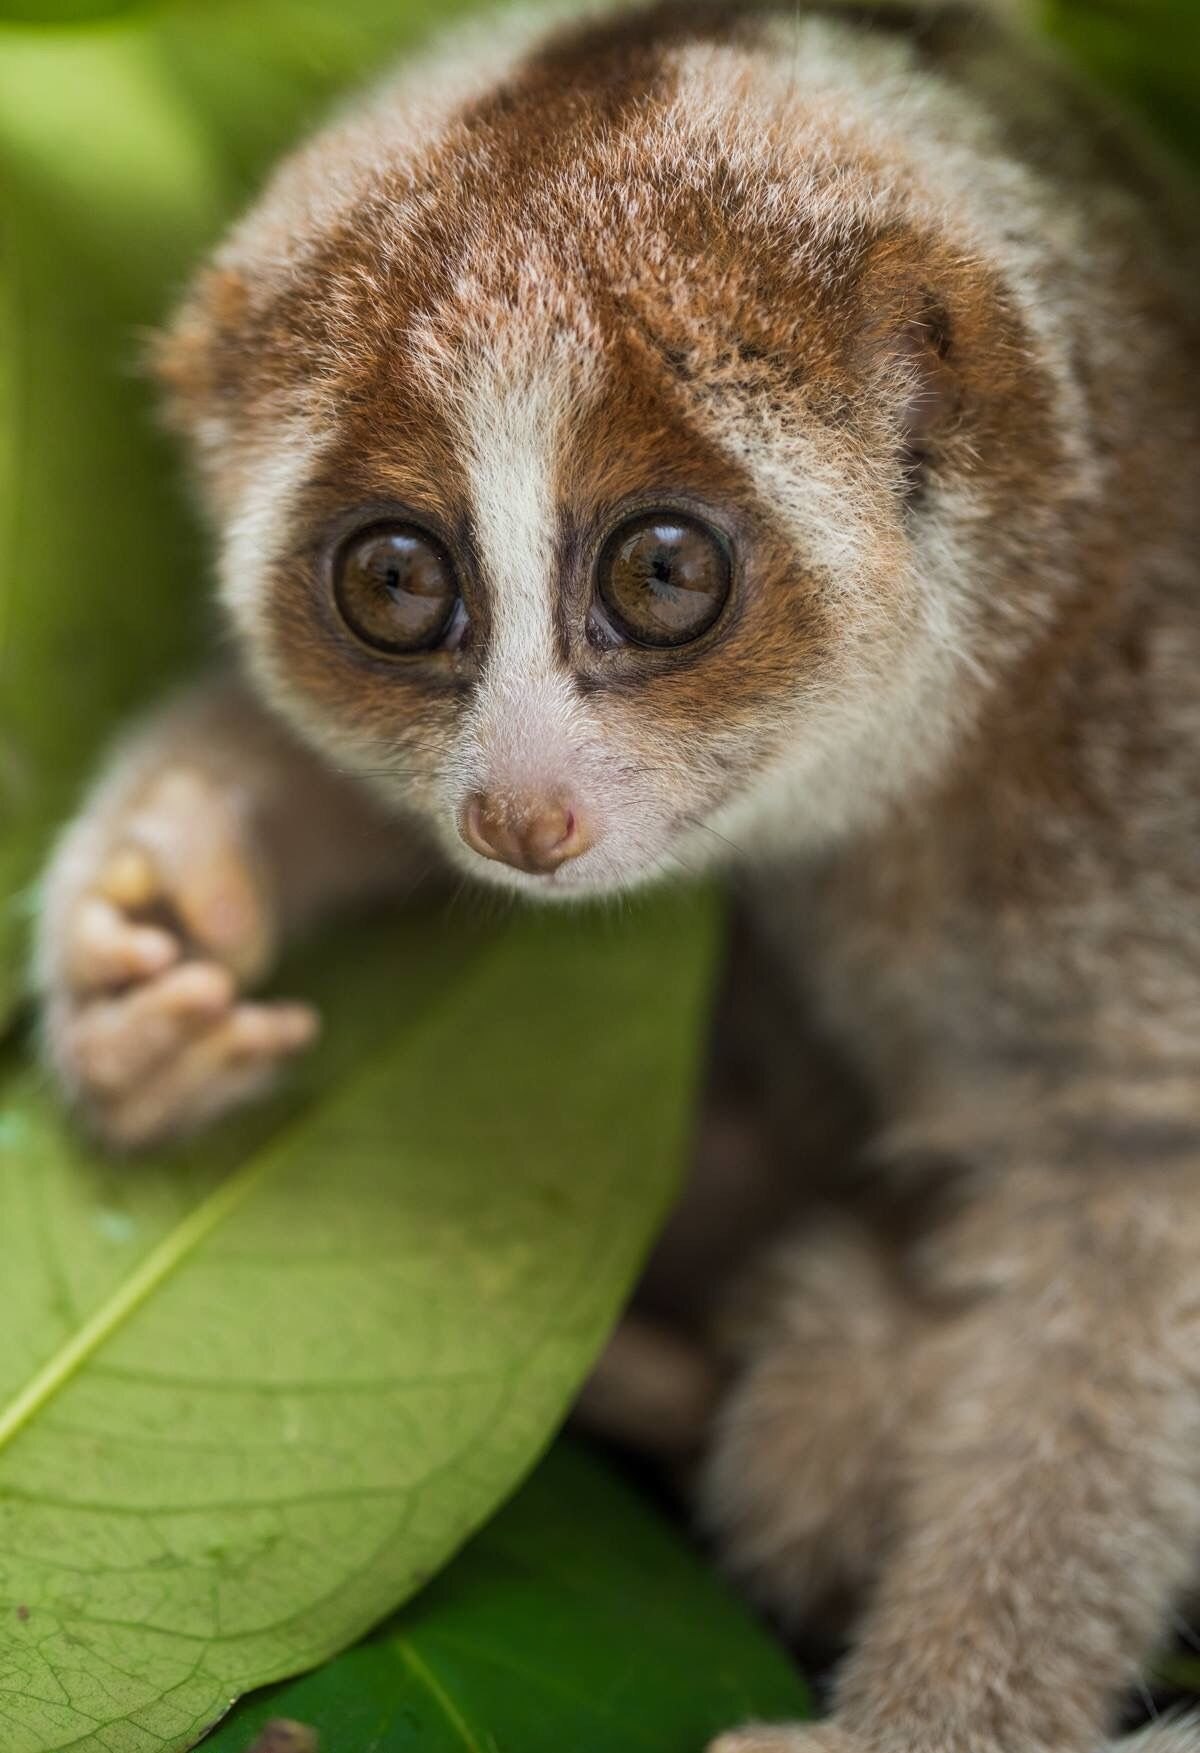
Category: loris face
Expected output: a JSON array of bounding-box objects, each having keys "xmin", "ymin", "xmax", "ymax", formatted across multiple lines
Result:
[{"xmin": 158, "ymin": 3, "xmax": 1058, "ymax": 897}]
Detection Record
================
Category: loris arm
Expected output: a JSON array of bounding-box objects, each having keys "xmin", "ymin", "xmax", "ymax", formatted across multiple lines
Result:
[{"xmin": 37, "ymin": 672, "xmax": 435, "ymax": 1148}]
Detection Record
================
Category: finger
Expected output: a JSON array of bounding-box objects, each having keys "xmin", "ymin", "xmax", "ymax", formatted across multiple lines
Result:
[
  {"xmin": 223, "ymin": 1002, "xmax": 320, "ymax": 1058},
  {"xmin": 71, "ymin": 961, "xmax": 237, "ymax": 1096},
  {"xmin": 125, "ymin": 768, "xmax": 274, "ymax": 981},
  {"xmin": 100, "ymin": 999, "xmax": 319, "ymax": 1149},
  {"xmin": 65, "ymin": 894, "xmax": 180, "ymax": 994}
]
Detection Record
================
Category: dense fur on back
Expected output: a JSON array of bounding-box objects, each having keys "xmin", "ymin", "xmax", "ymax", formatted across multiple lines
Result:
[{"xmin": 38, "ymin": 2, "xmax": 1200, "ymax": 1749}]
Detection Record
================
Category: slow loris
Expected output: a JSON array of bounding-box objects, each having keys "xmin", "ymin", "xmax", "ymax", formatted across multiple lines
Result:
[{"xmin": 34, "ymin": 2, "xmax": 1200, "ymax": 1749}]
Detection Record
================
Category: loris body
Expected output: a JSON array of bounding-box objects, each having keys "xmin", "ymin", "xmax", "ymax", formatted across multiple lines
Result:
[{"xmin": 35, "ymin": 2, "xmax": 1200, "ymax": 1749}]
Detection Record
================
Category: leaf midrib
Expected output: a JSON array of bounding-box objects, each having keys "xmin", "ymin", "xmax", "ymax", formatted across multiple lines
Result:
[
  {"xmin": 0, "ymin": 941, "xmax": 492, "ymax": 1457},
  {"xmin": 397, "ymin": 1641, "xmax": 488, "ymax": 1753}
]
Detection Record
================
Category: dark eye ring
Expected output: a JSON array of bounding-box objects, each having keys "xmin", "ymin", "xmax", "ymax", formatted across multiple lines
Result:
[
  {"xmin": 596, "ymin": 511, "xmax": 731, "ymax": 649},
  {"xmin": 333, "ymin": 521, "xmax": 460, "ymax": 654}
]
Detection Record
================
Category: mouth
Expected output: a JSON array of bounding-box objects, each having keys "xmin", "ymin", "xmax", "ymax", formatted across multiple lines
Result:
[
  {"xmin": 446, "ymin": 827, "xmax": 599, "ymax": 893},
  {"xmin": 457, "ymin": 843, "xmax": 679, "ymax": 905},
  {"xmin": 474, "ymin": 860, "xmax": 600, "ymax": 899}
]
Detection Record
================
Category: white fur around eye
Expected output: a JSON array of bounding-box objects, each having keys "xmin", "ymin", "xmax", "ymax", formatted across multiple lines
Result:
[
  {"xmin": 220, "ymin": 421, "xmax": 326, "ymax": 641},
  {"xmin": 213, "ymin": 420, "xmax": 388, "ymax": 777}
]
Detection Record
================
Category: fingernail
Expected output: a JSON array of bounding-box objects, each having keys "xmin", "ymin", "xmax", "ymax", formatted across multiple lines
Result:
[{"xmin": 101, "ymin": 846, "xmax": 158, "ymax": 909}]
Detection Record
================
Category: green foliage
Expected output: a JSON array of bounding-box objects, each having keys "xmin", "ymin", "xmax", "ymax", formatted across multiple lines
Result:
[
  {"xmin": 203, "ymin": 1441, "xmax": 812, "ymax": 1753},
  {"xmin": 1044, "ymin": 0, "xmax": 1200, "ymax": 166},
  {"xmin": 0, "ymin": 893, "xmax": 719, "ymax": 1751}
]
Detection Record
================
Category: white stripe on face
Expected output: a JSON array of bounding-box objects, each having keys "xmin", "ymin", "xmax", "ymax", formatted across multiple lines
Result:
[
  {"xmin": 463, "ymin": 366, "xmax": 564, "ymax": 679},
  {"xmin": 450, "ymin": 342, "xmax": 596, "ymax": 802}
]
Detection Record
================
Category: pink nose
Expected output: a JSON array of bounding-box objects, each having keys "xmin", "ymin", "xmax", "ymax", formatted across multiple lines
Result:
[{"xmin": 459, "ymin": 793, "xmax": 591, "ymax": 875}]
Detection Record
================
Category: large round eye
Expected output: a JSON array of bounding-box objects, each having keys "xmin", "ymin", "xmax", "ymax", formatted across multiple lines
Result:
[
  {"xmin": 333, "ymin": 522, "xmax": 459, "ymax": 654},
  {"xmin": 596, "ymin": 512, "xmax": 731, "ymax": 648}
]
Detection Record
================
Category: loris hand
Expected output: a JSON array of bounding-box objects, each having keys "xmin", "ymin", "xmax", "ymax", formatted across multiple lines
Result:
[{"xmin": 39, "ymin": 764, "xmax": 318, "ymax": 1149}]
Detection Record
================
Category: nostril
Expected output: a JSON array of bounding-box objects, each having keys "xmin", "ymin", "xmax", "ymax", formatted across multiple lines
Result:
[{"xmin": 460, "ymin": 794, "xmax": 502, "ymax": 863}]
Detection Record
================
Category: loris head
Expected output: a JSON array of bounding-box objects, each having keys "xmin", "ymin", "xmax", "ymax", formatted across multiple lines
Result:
[{"xmin": 157, "ymin": 1, "xmax": 1067, "ymax": 898}]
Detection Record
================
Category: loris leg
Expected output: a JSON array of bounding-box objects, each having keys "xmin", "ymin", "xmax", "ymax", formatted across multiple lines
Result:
[
  {"xmin": 708, "ymin": 1157, "xmax": 1200, "ymax": 1753},
  {"xmin": 699, "ymin": 1217, "xmax": 931, "ymax": 1631},
  {"xmin": 37, "ymin": 672, "xmax": 430, "ymax": 1146}
]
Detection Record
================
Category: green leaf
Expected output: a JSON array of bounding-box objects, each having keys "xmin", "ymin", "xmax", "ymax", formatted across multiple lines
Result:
[
  {"xmin": 202, "ymin": 1440, "xmax": 812, "ymax": 1753},
  {"xmin": 0, "ymin": 890, "xmax": 719, "ymax": 1753}
]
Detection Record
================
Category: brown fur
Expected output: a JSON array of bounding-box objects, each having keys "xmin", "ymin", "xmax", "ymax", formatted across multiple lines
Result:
[{"xmin": 40, "ymin": 1, "xmax": 1200, "ymax": 1748}]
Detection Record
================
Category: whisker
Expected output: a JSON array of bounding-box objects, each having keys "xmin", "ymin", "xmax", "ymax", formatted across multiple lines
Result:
[{"xmin": 686, "ymin": 819, "xmax": 749, "ymax": 861}]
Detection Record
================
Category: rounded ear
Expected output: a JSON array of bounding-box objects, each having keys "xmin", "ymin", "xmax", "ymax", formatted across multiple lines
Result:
[
  {"xmin": 147, "ymin": 265, "xmax": 251, "ymax": 439},
  {"xmin": 885, "ymin": 293, "xmax": 963, "ymax": 496},
  {"xmin": 852, "ymin": 243, "xmax": 963, "ymax": 489},
  {"xmin": 147, "ymin": 266, "xmax": 258, "ymax": 520},
  {"xmin": 891, "ymin": 294, "xmax": 959, "ymax": 452}
]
